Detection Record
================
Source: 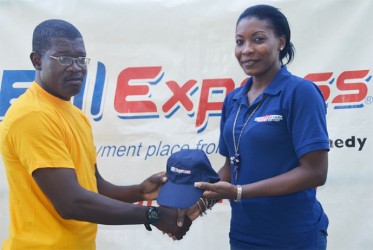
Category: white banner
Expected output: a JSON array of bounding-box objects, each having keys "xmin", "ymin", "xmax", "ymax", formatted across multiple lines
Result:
[{"xmin": 1, "ymin": 0, "xmax": 372, "ymax": 249}]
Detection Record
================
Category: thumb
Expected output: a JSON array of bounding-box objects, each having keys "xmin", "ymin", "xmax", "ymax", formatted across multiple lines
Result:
[
  {"xmin": 160, "ymin": 171, "xmax": 167, "ymax": 183},
  {"xmin": 176, "ymin": 208, "xmax": 186, "ymax": 227},
  {"xmin": 194, "ymin": 182, "xmax": 201, "ymax": 188},
  {"xmin": 194, "ymin": 182, "xmax": 210, "ymax": 190}
]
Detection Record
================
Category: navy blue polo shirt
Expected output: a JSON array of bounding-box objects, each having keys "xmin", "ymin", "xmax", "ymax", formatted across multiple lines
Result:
[{"xmin": 219, "ymin": 67, "xmax": 329, "ymax": 249}]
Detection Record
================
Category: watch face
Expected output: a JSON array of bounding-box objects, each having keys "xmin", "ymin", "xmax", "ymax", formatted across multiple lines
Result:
[
  {"xmin": 148, "ymin": 206, "xmax": 160, "ymax": 224},
  {"xmin": 149, "ymin": 209, "xmax": 159, "ymax": 219}
]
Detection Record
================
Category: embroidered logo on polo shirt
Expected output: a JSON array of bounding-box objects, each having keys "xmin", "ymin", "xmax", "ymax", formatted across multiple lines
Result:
[{"xmin": 255, "ymin": 114, "xmax": 283, "ymax": 123}]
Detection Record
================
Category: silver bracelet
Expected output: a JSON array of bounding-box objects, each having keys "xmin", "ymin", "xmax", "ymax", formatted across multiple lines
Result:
[
  {"xmin": 199, "ymin": 198, "xmax": 207, "ymax": 210},
  {"xmin": 234, "ymin": 185, "xmax": 242, "ymax": 202},
  {"xmin": 199, "ymin": 198, "xmax": 208, "ymax": 215},
  {"xmin": 196, "ymin": 200, "xmax": 206, "ymax": 216}
]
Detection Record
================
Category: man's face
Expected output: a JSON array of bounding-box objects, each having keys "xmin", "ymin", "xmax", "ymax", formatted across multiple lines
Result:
[{"xmin": 38, "ymin": 37, "xmax": 87, "ymax": 100}]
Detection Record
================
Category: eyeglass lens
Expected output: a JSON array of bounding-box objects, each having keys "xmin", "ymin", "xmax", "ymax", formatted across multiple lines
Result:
[{"xmin": 59, "ymin": 56, "xmax": 89, "ymax": 66}]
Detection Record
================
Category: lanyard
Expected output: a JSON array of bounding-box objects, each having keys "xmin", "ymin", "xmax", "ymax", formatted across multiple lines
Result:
[{"xmin": 231, "ymin": 94, "xmax": 267, "ymax": 184}]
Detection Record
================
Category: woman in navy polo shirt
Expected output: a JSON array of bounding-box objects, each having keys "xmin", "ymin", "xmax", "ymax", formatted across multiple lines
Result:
[{"xmin": 195, "ymin": 4, "xmax": 329, "ymax": 250}]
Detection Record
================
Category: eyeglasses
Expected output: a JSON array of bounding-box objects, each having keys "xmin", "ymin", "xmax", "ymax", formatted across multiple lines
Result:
[{"xmin": 39, "ymin": 52, "xmax": 90, "ymax": 66}]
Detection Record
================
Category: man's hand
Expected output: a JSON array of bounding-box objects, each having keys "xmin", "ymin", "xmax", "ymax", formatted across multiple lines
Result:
[
  {"xmin": 155, "ymin": 206, "xmax": 192, "ymax": 240},
  {"xmin": 140, "ymin": 172, "xmax": 167, "ymax": 201},
  {"xmin": 176, "ymin": 202, "xmax": 202, "ymax": 228}
]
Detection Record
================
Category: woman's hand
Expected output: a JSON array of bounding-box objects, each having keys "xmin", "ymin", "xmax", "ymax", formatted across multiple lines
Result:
[{"xmin": 194, "ymin": 181, "xmax": 237, "ymax": 200}]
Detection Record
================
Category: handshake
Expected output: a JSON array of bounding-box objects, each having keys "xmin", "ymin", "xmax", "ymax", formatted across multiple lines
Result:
[{"xmin": 143, "ymin": 149, "xmax": 220, "ymax": 240}]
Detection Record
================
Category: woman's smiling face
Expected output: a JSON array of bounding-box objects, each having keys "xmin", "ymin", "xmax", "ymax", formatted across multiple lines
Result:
[{"xmin": 235, "ymin": 17, "xmax": 285, "ymax": 80}]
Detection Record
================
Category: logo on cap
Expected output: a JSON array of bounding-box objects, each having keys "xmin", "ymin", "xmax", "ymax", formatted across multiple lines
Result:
[{"xmin": 170, "ymin": 166, "xmax": 191, "ymax": 175}]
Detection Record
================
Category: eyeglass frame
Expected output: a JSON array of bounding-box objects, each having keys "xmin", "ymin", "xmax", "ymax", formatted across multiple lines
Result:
[{"xmin": 37, "ymin": 52, "xmax": 90, "ymax": 66}]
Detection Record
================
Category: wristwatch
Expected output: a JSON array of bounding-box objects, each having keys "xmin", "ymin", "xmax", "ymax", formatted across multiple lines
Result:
[{"xmin": 144, "ymin": 206, "xmax": 160, "ymax": 231}]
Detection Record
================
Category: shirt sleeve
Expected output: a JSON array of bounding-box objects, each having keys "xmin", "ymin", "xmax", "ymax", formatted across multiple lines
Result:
[
  {"xmin": 8, "ymin": 111, "xmax": 75, "ymax": 174},
  {"xmin": 285, "ymin": 80, "xmax": 330, "ymax": 158}
]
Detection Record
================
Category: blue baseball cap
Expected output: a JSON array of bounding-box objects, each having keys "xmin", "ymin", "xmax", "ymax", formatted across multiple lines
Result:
[{"xmin": 157, "ymin": 149, "xmax": 220, "ymax": 208}]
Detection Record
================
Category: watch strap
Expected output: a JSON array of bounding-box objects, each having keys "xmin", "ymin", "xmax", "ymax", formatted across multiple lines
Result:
[
  {"xmin": 144, "ymin": 206, "xmax": 160, "ymax": 231},
  {"xmin": 144, "ymin": 223, "xmax": 152, "ymax": 231}
]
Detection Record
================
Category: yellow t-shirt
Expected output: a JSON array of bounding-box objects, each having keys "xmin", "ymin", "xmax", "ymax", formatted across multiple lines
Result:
[{"xmin": 0, "ymin": 82, "xmax": 98, "ymax": 249}]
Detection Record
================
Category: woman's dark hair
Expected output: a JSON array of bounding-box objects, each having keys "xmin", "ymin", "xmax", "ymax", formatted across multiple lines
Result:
[
  {"xmin": 237, "ymin": 4, "xmax": 295, "ymax": 65},
  {"xmin": 32, "ymin": 19, "xmax": 83, "ymax": 54}
]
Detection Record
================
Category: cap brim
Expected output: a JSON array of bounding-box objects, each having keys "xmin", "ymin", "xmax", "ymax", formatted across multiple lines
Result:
[{"xmin": 157, "ymin": 181, "xmax": 203, "ymax": 209}]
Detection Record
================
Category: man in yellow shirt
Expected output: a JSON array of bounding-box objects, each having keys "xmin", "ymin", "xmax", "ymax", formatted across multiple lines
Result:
[{"xmin": 0, "ymin": 19, "xmax": 191, "ymax": 249}]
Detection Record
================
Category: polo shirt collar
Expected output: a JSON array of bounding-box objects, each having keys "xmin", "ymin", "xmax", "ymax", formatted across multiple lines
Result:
[{"xmin": 233, "ymin": 66, "xmax": 291, "ymax": 106}]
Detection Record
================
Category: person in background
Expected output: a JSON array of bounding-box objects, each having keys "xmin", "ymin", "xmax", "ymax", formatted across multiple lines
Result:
[
  {"xmin": 0, "ymin": 19, "xmax": 191, "ymax": 250},
  {"xmin": 193, "ymin": 5, "xmax": 329, "ymax": 250}
]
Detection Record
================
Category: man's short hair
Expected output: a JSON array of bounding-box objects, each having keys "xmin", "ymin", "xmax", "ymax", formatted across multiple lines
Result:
[{"xmin": 32, "ymin": 19, "xmax": 83, "ymax": 53}]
